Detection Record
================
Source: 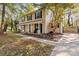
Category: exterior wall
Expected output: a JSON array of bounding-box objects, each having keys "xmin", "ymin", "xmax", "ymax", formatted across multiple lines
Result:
[
  {"xmin": 18, "ymin": 7, "xmax": 61, "ymax": 34},
  {"xmin": 18, "ymin": 8, "xmax": 46, "ymax": 34},
  {"xmin": 44, "ymin": 9, "xmax": 53, "ymax": 33},
  {"xmin": 25, "ymin": 21, "xmax": 42, "ymax": 33}
]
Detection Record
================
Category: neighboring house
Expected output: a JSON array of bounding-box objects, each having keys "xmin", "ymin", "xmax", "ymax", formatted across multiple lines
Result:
[{"xmin": 18, "ymin": 7, "xmax": 62, "ymax": 34}]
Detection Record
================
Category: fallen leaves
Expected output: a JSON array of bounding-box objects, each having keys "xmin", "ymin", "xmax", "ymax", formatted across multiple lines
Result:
[{"xmin": 0, "ymin": 33, "xmax": 54, "ymax": 56}]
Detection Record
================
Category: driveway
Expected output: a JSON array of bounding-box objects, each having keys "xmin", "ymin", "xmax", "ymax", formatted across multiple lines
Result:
[{"xmin": 51, "ymin": 33, "xmax": 79, "ymax": 56}]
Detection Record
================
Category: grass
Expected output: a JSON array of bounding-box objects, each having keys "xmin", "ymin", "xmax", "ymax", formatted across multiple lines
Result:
[{"xmin": 0, "ymin": 33, "xmax": 54, "ymax": 56}]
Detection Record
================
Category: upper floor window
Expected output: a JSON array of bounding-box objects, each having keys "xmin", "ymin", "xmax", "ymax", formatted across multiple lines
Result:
[
  {"xmin": 27, "ymin": 14, "xmax": 32, "ymax": 21},
  {"xmin": 35, "ymin": 10, "xmax": 42, "ymax": 19}
]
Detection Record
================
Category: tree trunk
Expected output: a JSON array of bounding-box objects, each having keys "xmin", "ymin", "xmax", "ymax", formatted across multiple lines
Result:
[
  {"xmin": 11, "ymin": 19, "xmax": 13, "ymax": 31},
  {"xmin": 14, "ymin": 20, "xmax": 17, "ymax": 32},
  {"xmin": 1, "ymin": 3, "xmax": 6, "ymax": 32},
  {"xmin": 3, "ymin": 22, "xmax": 8, "ymax": 32}
]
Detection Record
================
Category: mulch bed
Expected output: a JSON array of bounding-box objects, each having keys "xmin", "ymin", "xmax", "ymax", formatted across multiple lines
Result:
[{"xmin": 23, "ymin": 32, "xmax": 62, "ymax": 42}]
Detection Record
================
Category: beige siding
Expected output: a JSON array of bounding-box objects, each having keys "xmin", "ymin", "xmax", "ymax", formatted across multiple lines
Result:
[
  {"xmin": 24, "ymin": 8, "xmax": 45, "ymax": 33},
  {"xmin": 18, "ymin": 8, "xmax": 53, "ymax": 33}
]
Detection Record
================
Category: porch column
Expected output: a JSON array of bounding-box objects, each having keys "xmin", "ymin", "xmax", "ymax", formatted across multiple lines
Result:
[{"xmin": 60, "ymin": 22, "xmax": 63, "ymax": 33}]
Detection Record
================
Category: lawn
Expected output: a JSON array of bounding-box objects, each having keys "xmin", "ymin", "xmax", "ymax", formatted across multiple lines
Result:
[{"xmin": 0, "ymin": 33, "xmax": 54, "ymax": 56}]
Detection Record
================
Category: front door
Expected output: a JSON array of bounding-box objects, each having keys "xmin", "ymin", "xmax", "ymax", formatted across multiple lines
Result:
[
  {"xmin": 34, "ymin": 23, "xmax": 42, "ymax": 33},
  {"xmin": 34, "ymin": 23, "xmax": 38, "ymax": 33}
]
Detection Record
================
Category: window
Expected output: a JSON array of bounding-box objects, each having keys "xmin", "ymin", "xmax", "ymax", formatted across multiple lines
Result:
[
  {"xmin": 27, "ymin": 14, "xmax": 32, "ymax": 21},
  {"xmin": 35, "ymin": 10, "xmax": 42, "ymax": 19}
]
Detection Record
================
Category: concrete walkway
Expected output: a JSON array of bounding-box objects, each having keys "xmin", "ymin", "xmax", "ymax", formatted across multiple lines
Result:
[{"xmin": 51, "ymin": 33, "xmax": 79, "ymax": 56}]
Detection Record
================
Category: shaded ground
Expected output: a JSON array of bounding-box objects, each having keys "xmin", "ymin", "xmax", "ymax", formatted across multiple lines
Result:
[
  {"xmin": 23, "ymin": 33, "xmax": 62, "ymax": 42},
  {"xmin": 51, "ymin": 33, "xmax": 79, "ymax": 56},
  {"xmin": 0, "ymin": 33, "xmax": 54, "ymax": 56}
]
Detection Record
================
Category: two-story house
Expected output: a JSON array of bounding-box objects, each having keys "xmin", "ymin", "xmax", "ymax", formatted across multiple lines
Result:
[{"xmin": 18, "ymin": 7, "xmax": 61, "ymax": 34}]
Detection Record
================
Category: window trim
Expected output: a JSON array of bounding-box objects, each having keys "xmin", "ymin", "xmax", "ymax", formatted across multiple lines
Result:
[
  {"xmin": 27, "ymin": 14, "xmax": 32, "ymax": 21},
  {"xmin": 35, "ymin": 10, "xmax": 42, "ymax": 19}
]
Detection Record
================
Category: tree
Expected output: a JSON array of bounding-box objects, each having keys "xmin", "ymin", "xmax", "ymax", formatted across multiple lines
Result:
[
  {"xmin": 46, "ymin": 4, "xmax": 76, "ymax": 33},
  {"xmin": 35, "ymin": 3, "xmax": 76, "ymax": 33},
  {"xmin": 0, "ymin": 3, "xmax": 17, "ymax": 32},
  {"xmin": 1, "ymin": 3, "xmax": 6, "ymax": 32},
  {"xmin": 0, "ymin": 3, "xmax": 34, "ymax": 32}
]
